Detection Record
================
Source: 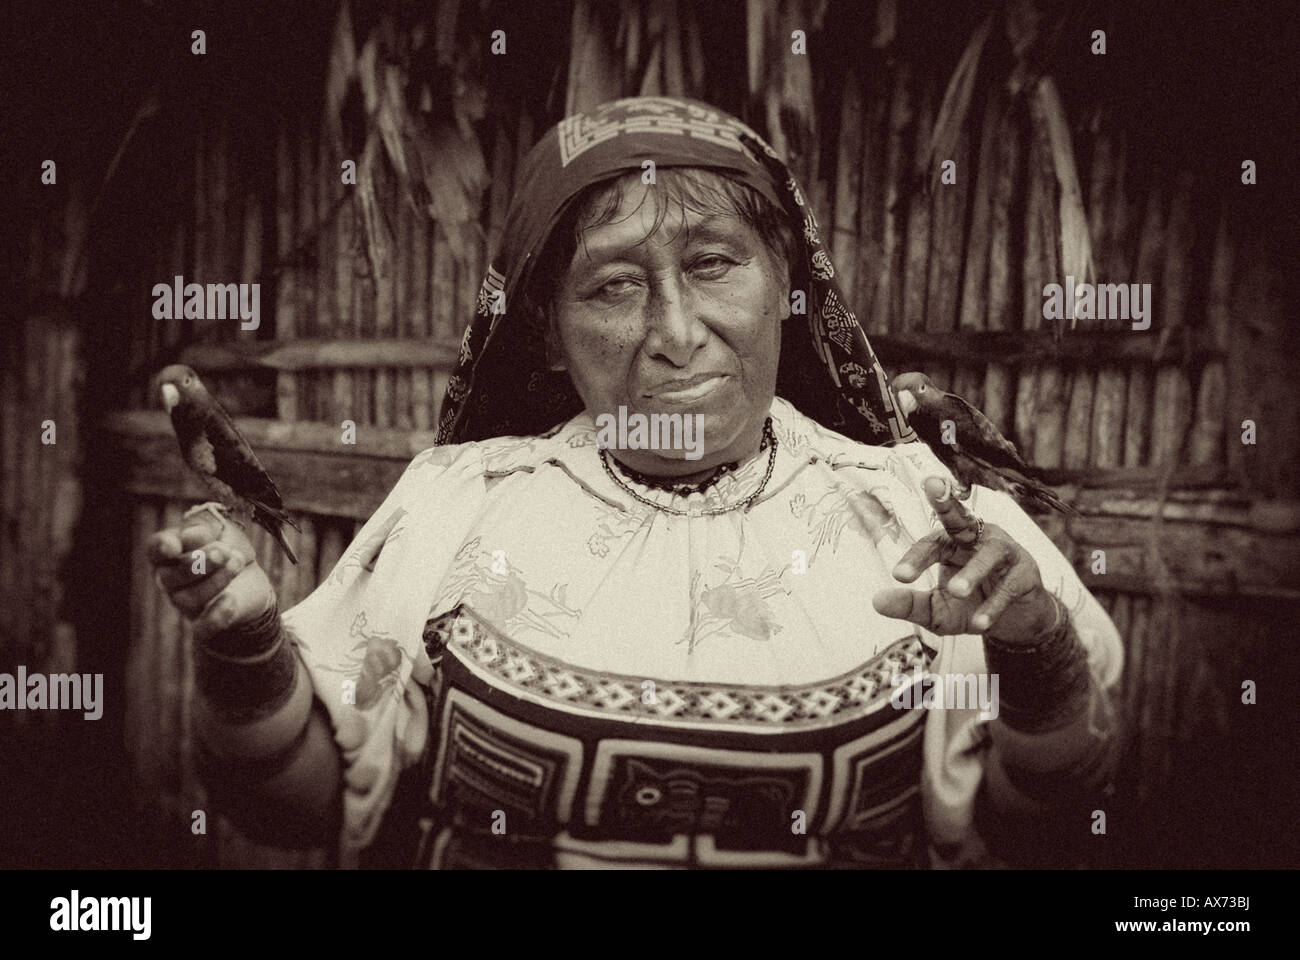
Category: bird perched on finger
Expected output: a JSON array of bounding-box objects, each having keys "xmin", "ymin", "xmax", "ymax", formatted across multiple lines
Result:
[
  {"xmin": 891, "ymin": 372, "xmax": 1078, "ymax": 516},
  {"xmin": 155, "ymin": 364, "xmax": 300, "ymax": 562}
]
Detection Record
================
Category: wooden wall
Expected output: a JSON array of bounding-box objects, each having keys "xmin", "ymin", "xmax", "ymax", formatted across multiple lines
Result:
[{"xmin": 6, "ymin": 0, "xmax": 1296, "ymax": 868}]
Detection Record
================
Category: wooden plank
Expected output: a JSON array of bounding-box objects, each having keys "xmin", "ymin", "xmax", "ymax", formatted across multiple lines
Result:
[
  {"xmin": 855, "ymin": 65, "xmax": 888, "ymax": 326},
  {"xmin": 985, "ymin": 96, "xmax": 1021, "ymax": 331},
  {"xmin": 1123, "ymin": 366, "xmax": 1151, "ymax": 467},
  {"xmin": 104, "ymin": 412, "xmax": 430, "ymax": 521},
  {"xmin": 958, "ymin": 87, "xmax": 1001, "ymax": 331},
  {"xmin": 1150, "ymin": 366, "xmax": 1192, "ymax": 466},
  {"xmin": 105, "ymin": 410, "xmax": 435, "ymax": 457},
  {"xmin": 1032, "ymin": 366, "xmax": 1066, "ymax": 467},
  {"xmin": 1063, "ymin": 368, "xmax": 1094, "ymax": 469},
  {"xmin": 1085, "ymin": 126, "xmax": 1116, "ymax": 294},
  {"xmin": 274, "ymin": 119, "xmax": 298, "ymax": 422},
  {"xmin": 1191, "ymin": 362, "xmax": 1227, "ymax": 467},
  {"xmin": 926, "ymin": 122, "xmax": 969, "ymax": 333},
  {"xmin": 871, "ymin": 62, "xmax": 910, "ymax": 333},
  {"xmin": 1192, "ymin": 210, "xmax": 1234, "ymax": 466},
  {"xmin": 393, "ymin": 202, "xmax": 413, "ymax": 430},
  {"xmin": 902, "ymin": 72, "xmax": 935, "ymax": 332},
  {"xmin": 1022, "ymin": 115, "xmax": 1052, "ymax": 333},
  {"xmin": 867, "ymin": 328, "xmax": 1223, "ymax": 367},
  {"xmin": 292, "ymin": 514, "xmax": 320, "ymax": 606},
  {"xmin": 486, "ymin": 119, "xmax": 513, "ymax": 258},
  {"xmin": 1091, "ymin": 365, "xmax": 1127, "ymax": 469},
  {"xmin": 180, "ymin": 337, "xmax": 461, "ymax": 371},
  {"xmin": 1014, "ymin": 365, "xmax": 1038, "ymax": 459},
  {"xmin": 1037, "ymin": 462, "xmax": 1233, "ymax": 491},
  {"xmin": 952, "ymin": 366, "xmax": 982, "ymax": 413},
  {"xmin": 431, "ymin": 221, "xmax": 456, "ymax": 339},
  {"xmin": 1126, "ymin": 595, "xmax": 1150, "ymax": 788},
  {"xmin": 297, "ymin": 120, "xmax": 320, "ymax": 420},
  {"xmin": 831, "ymin": 67, "xmax": 864, "ymax": 306},
  {"xmin": 1076, "ymin": 516, "xmax": 1300, "ymax": 598},
  {"xmin": 982, "ymin": 363, "xmax": 1011, "ymax": 435},
  {"xmin": 317, "ymin": 521, "xmax": 347, "ymax": 585}
]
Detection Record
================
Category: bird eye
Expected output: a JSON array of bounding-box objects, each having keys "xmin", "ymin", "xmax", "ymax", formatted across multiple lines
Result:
[
  {"xmin": 183, "ymin": 375, "xmax": 192, "ymax": 385},
  {"xmin": 918, "ymin": 384, "xmax": 926, "ymax": 393}
]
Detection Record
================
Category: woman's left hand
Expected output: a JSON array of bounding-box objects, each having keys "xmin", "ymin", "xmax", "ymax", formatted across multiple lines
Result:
[{"xmin": 872, "ymin": 477, "xmax": 1059, "ymax": 645}]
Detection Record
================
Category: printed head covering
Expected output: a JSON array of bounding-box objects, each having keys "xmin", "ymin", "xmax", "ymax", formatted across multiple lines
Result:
[{"xmin": 434, "ymin": 95, "xmax": 914, "ymax": 447}]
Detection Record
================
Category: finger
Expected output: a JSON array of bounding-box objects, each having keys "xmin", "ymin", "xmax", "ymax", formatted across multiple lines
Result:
[
  {"xmin": 154, "ymin": 542, "xmax": 241, "ymax": 595},
  {"xmin": 892, "ymin": 531, "xmax": 952, "ymax": 583},
  {"xmin": 179, "ymin": 510, "xmax": 229, "ymax": 553},
  {"xmin": 166, "ymin": 559, "xmax": 244, "ymax": 619},
  {"xmin": 924, "ymin": 476, "xmax": 981, "ymax": 546},
  {"xmin": 948, "ymin": 540, "xmax": 1013, "ymax": 599},
  {"xmin": 146, "ymin": 529, "xmax": 185, "ymax": 565},
  {"xmin": 872, "ymin": 586, "xmax": 933, "ymax": 629},
  {"xmin": 194, "ymin": 565, "xmax": 276, "ymax": 644}
]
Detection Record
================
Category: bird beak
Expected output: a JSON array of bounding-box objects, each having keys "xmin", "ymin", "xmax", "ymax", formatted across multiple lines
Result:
[
  {"xmin": 160, "ymin": 383, "xmax": 180, "ymax": 412},
  {"xmin": 895, "ymin": 389, "xmax": 916, "ymax": 418}
]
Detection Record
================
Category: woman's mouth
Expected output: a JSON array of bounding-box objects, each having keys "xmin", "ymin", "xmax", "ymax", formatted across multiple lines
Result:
[{"xmin": 644, "ymin": 374, "xmax": 729, "ymax": 405}]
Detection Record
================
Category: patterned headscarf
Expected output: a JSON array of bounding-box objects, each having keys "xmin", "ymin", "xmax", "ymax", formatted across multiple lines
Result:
[{"xmin": 434, "ymin": 95, "xmax": 914, "ymax": 447}]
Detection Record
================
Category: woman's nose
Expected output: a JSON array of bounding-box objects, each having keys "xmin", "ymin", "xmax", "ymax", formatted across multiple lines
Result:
[{"xmin": 644, "ymin": 281, "xmax": 707, "ymax": 366}]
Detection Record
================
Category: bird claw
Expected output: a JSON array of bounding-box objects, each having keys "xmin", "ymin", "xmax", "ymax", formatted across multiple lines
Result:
[
  {"xmin": 933, "ymin": 478, "xmax": 971, "ymax": 503},
  {"xmin": 183, "ymin": 502, "xmax": 238, "ymax": 537}
]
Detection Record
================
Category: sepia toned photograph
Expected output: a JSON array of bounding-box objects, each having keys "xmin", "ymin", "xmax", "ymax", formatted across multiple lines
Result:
[{"xmin": 2, "ymin": 0, "xmax": 1295, "ymax": 915}]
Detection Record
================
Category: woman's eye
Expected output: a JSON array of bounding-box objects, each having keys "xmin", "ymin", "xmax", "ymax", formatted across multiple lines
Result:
[
  {"xmin": 690, "ymin": 255, "xmax": 734, "ymax": 278},
  {"xmin": 595, "ymin": 277, "xmax": 639, "ymax": 300}
]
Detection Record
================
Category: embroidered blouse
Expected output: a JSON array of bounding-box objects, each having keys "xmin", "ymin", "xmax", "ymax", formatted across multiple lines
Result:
[{"xmin": 282, "ymin": 396, "xmax": 1121, "ymax": 868}]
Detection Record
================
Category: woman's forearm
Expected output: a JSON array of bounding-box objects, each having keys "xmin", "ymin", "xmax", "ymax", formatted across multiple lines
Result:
[
  {"xmin": 193, "ymin": 609, "xmax": 344, "ymax": 847},
  {"xmin": 981, "ymin": 596, "xmax": 1118, "ymax": 811}
]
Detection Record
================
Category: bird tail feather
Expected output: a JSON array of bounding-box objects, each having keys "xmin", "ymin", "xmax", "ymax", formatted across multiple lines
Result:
[
  {"xmin": 269, "ymin": 522, "xmax": 299, "ymax": 565},
  {"xmin": 1014, "ymin": 477, "xmax": 1080, "ymax": 516},
  {"xmin": 965, "ymin": 452, "xmax": 1078, "ymax": 516},
  {"xmin": 251, "ymin": 500, "xmax": 300, "ymax": 564},
  {"xmin": 250, "ymin": 497, "xmax": 301, "ymax": 532}
]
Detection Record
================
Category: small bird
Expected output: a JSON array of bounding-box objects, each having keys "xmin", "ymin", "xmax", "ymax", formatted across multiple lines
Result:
[
  {"xmin": 156, "ymin": 364, "xmax": 300, "ymax": 562},
  {"xmin": 891, "ymin": 372, "xmax": 1078, "ymax": 515}
]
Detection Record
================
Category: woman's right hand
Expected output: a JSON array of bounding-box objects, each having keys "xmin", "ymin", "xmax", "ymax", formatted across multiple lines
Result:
[{"xmin": 146, "ymin": 506, "xmax": 277, "ymax": 646}]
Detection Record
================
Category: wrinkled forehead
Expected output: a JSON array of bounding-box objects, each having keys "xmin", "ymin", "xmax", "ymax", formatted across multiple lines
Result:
[{"xmin": 569, "ymin": 170, "xmax": 759, "ymax": 255}]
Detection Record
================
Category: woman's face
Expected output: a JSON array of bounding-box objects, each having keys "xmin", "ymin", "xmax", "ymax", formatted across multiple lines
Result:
[{"xmin": 550, "ymin": 174, "xmax": 789, "ymax": 476}]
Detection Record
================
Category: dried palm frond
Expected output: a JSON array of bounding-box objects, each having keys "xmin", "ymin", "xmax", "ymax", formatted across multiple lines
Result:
[
  {"xmin": 873, "ymin": 0, "xmax": 897, "ymax": 49},
  {"xmin": 925, "ymin": 10, "xmax": 994, "ymax": 186},
  {"xmin": 1003, "ymin": 0, "xmax": 1095, "ymax": 333},
  {"xmin": 746, "ymin": 0, "xmax": 767, "ymax": 99},
  {"xmin": 326, "ymin": 2, "xmax": 488, "ymax": 274},
  {"xmin": 566, "ymin": 0, "xmax": 623, "ymax": 115},
  {"xmin": 1034, "ymin": 75, "xmax": 1095, "ymax": 302},
  {"xmin": 324, "ymin": 1, "xmax": 357, "ymax": 155}
]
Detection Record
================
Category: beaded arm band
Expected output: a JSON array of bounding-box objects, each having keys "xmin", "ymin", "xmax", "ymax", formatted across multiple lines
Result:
[
  {"xmin": 982, "ymin": 595, "xmax": 1093, "ymax": 733},
  {"xmin": 195, "ymin": 602, "xmax": 300, "ymax": 724}
]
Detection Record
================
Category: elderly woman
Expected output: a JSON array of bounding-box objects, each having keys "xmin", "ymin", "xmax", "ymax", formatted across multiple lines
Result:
[{"xmin": 150, "ymin": 97, "xmax": 1120, "ymax": 869}]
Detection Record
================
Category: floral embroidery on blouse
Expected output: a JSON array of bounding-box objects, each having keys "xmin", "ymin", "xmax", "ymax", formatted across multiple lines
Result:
[
  {"xmin": 790, "ymin": 482, "xmax": 905, "ymax": 565},
  {"xmin": 439, "ymin": 536, "xmax": 582, "ymax": 641},
  {"xmin": 682, "ymin": 555, "xmax": 788, "ymax": 650},
  {"xmin": 311, "ymin": 612, "xmax": 410, "ymax": 711}
]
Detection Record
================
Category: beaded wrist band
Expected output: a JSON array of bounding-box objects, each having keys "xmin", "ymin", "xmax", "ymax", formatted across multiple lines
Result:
[
  {"xmin": 204, "ymin": 602, "xmax": 281, "ymax": 658},
  {"xmin": 196, "ymin": 604, "xmax": 298, "ymax": 722},
  {"xmin": 982, "ymin": 596, "xmax": 1092, "ymax": 731}
]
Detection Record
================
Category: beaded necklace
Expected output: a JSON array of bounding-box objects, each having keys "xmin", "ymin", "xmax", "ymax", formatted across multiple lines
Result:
[{"xmin": 599, "ymin": 417, "xmax": 777, "ymax": 517}]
